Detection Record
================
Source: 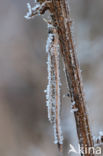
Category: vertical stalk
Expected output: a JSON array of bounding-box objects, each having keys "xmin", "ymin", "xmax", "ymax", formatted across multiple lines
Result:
[
  {"xmin": 51, "ymin": 0, "xmax": 94, "ymax": 155},
  {"xmin": 25, "ymin": 0, "xmax": 94, "ymax": 155}
]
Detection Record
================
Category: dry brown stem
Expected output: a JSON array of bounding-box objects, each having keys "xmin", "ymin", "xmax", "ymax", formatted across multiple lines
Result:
[
  {"xmin": 25, "ymin": 0, "xmax": 94, "ymax": 155},
  {"xmin": 50, "ymin": 1, "xmax": 94, "ymax": 155}
]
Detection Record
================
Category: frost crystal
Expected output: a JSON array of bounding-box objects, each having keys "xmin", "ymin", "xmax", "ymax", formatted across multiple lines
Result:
[
  {"xmin": 46, "ymin": 51, "xmax": 54, "ymax": 121},
  {"xmin": 71, "ymin": 108, "xmax": 78, "ymax": 113},
  {"xmin": 46, "ymin": 33, "xmax": 54, "ymax": 53},
  {"xmin": 45, "ymin": 23, "xmax": 63, "ymax": 145},
  {"xmin": 72, "ymin": 101, "xmax": 75, "ymax": 105},
  {"xmin": 24, "ymin": 2, "xmax": 40, "ymax": 19},
  {"xmin": 24, "ymin": 3, "xmax": 32, "ymax": 19},
  {"xmin": 32, "ymin": 3, "xmax": 40, "ymax": 12}
]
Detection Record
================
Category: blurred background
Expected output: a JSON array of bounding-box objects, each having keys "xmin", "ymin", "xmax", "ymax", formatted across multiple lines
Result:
[{"xmin": 0, "ymin": 0, "xmax": 103, "ymax": 155}]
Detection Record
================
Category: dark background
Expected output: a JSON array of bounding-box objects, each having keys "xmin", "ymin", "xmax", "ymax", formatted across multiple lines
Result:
[{"xmin": 0, "ymin": 0, "xmax": 103, "ymax": 155}]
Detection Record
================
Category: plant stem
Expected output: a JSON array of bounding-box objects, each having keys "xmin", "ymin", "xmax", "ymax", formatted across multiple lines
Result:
[
  {"xmin": 50, "ymin": 0, "xmax": 94, "ymax": 155},
  {"xmin": 25, "ymin": 0, "xmax": 94, "ymax": 155}
]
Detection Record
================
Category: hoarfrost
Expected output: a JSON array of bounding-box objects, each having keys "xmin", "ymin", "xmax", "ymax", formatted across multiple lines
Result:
[
  {"xmin": 24, "ymin": 2, "xmax": 40, "ymax": 19},
  {"xmin": 32, "ymin": 3, "xmax": 40, "ymax": 12},
  {"xmin": 45, "ymin": 24, "xmax": 63, "ymax": 145},
  {"xmin": 46, "ymin": 52, "xmax": 54, "ymax": 121},
  {"xmin": 24, "ymin": 3, "xmax": 32, "ymax": 19},
  {"xmin": 71, "ymin": 108, "xmax": 78, "ymax": 113},
  {"xmin": 46, "ymin": 33, "xmax": 54, "ymax": 53},
  {"xmin": 72, "ymin": 101, "xmax": 75, "ymax": 105},
  {"xmin": 53, "ymin": 122, "xmax": 63, "ymax": 145}
]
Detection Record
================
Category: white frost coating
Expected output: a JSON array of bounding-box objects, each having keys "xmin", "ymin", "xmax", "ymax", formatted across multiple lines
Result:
[
  {"xmin": 71, "ymin": 108, "xmax": 78, "ymax": 113},
  {"xmin": 46, "ymin": 52, "xmax": 54, "ymax": 121},
  {"xmin": 45, "ymin": 24, "xmax": 63, "ymax": 144},
  {"xmin": 45, "ymin": 24, "xmax": 55, "ymax": 122},
  {"xmin": 46, "ymin": 23, "xmax": 54, "ymax": 53},
  {"xmin": 53, "ymin": 122, "xmax": 63, "ymax": 145},
  {"xmin": 54, "ymin": 44, "xmax": 63, "ymax": 145},
  {"xmin": 32, "ymin": 3, "xmax": 40, "ymax": 11},
  {"xmin": 72, "ymin": 101, "xmax": 75, "ymax": 105},
  {"xmin": 24, "ymin": 3, "xmax": 32, "ymax": 19},
  {"xmin": 53, "ymin": 123, "xmax": 58, "ymax": 144},
  {"xmin": 27, "ymin": 3, "xmax": 32, "ymax": 13},
  {"xmin": 46, "ymin": 33, "xmax": 54, "ymax": 53},
  {"xmin": 24, "ymin": 3, "xmax": 40, "ymax": 19}
]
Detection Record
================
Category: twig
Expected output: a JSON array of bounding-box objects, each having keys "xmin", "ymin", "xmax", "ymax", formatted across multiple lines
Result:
[{"xmin": 25, "ymin": 0, "xmax": 94, "ymax": 155}]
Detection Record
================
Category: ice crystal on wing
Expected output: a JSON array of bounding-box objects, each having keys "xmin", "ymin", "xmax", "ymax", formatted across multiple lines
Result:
[
  {"xmin": 46, "ymin": 52, "xmax": 56, "ymax": 122},
  {"xmin": 46, "ymin": 23, "xmax": 54, "ymax": 53},
  {"xmin": 53, "ymin": 123, "xmax": 58, "ymax": 144},
  {"xmin": 53, "ymin": 122, "xmax": 63, "ymax": 145},
  {"xmin": 46, "ymin": 33, "xmax": 54, "ymax": 53},
  {"xmin": 45, "ymin": 25, "xmax": 56, "ymax": 122},
  {"xmin": 45, "ymin": 23, "xmax": 63, "ymax": 145}
]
